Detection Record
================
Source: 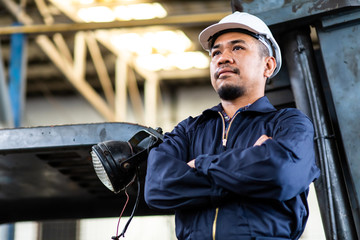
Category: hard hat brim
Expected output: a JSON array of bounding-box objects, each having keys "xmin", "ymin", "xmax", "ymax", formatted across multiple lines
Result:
[{"xmin": 199, "ymin": 22, "xmax": 261, "ymax": 51}]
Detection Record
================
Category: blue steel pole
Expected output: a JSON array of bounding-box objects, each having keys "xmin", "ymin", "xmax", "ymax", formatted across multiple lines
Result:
[
  {"xmin": 0, "ymin": 224, "xmax": 15, "ymax": 240},
  {"xmin": 0, "ymin": 42, "xmax": 14, "ymax": 127},
  {"xmin": 8, "ymin": 23, "xmax": 28, "ymax": 128}
]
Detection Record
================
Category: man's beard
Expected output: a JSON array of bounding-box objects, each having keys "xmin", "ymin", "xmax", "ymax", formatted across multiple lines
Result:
[{"xmin": 217, "ymin": 84, "xmax": 245, "ymax": 100}]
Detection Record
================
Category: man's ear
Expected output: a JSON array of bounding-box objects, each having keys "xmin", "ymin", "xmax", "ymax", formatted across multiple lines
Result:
[{"xmin": 264, "ymin": 56, "xmax": 276, "ymax": 79}]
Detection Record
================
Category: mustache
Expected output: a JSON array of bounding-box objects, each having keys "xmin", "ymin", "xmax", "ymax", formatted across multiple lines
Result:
[{"xmin": 214, "ymin": 64, "xmax": 240, "ymax": 79}]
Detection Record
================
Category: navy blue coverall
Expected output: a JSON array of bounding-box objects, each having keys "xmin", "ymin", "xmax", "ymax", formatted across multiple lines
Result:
[{"xmin": 145, "ymin": 96, "xmax": 320, "ymax": 240}]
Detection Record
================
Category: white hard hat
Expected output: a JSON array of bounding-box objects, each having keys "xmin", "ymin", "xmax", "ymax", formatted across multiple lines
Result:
[{"xmin": 199, "ymin": 11, "xmax": 282, "ymax": 78}]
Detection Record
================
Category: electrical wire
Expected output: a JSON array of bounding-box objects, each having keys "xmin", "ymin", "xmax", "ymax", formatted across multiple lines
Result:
[
  {"xmin": 114, "ymin": 188, "xmax": 130, "ymax": 238},
  {"xmin": 111, "ymin": 167, "xmax": 141, "ymax": 239},
  {"xmin": 111, "ymin": 134, "xmax": 157, "ymax": 239}
]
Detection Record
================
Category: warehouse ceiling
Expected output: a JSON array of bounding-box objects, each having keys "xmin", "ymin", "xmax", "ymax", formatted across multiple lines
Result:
[
  {"xmin": 0, "ymin": 0, "xmax": 235, "ymax": 123},
  {"xmin": 0, "ymin": 0, "xmax": 231, "ymax": 95},
  {"xmin": 0, "ymin": 0, "xmax": 355, "ymax": 124}
]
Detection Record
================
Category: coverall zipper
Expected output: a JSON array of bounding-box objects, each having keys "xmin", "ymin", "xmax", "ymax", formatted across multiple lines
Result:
[
  {"xmin": 212, "ymin": 112, "xmax": 241, "ymax": 239},
  {"xmin": 219, "ymin": 111, "xmax": 241, "ymax": 147},
  {"xmin": 212, "ymin": 208, "xmax": 219, "ymax": 240}
]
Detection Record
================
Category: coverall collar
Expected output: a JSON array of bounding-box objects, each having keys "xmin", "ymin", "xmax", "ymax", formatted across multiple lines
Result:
[{"xmin": 204, "ymin": 96, "xmax": 277, "ymax": 115}]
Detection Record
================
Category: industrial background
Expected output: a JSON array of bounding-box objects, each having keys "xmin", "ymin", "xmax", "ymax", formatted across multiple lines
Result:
[{"xmin": 0, "ymin": 0, "xmax": 359, "ymax": 239}]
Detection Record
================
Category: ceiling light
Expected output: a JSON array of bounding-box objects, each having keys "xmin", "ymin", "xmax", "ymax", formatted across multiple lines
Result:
[
  {"xmin": 109, "ymin": 30, "xmax": 193, "ymax": 55},
  {"xmin": 77, "ymin": 6, "xmax": 115, "ymax": 22},
  {"xmin": 114, "ymin": 3, "xmax": 167, "ymax": 20},
  {"xmin": 144, "ymin": 30, "xmax": 192, "ymax": 54},
  {"xmin": 75, "ymin": 2, "xmax": 167, "ymax": 22},
  {"xmin": 78, "ymin": 0, "xmax": 94, "ymax": 5},
  {"xmin": 110, "ymin": 32, "xmax": 152, "ymax": 55},
  {"xmin": 135, "ymin": 51, "xmax": 209, "ymax": 71},
  {"xmin": 135, "ymin": 54, "xmax": 166, "ymax": 71}
]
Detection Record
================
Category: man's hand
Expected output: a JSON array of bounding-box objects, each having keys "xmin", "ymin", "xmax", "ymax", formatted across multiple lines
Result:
[
  {"xmin": 187, "ymin": 159, "xmax": 195, "ymax": 168},
  {"xmin": 253, "ymin": 135, "xmax": 272, "ymax": 146}
]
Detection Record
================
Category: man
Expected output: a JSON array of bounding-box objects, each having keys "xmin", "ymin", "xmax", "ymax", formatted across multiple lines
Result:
[{"xmin": 145, "ymin": 11, "xmax": 320, "ymax": 240}]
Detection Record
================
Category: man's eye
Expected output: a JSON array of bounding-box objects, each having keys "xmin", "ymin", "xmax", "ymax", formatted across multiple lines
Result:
[
  {"xmin": 211, "ymin": 51, "xmax": 221, "ymax": 57},
  {"xmin": 233, "ymin": 46, "xmax": 244, "ymax": 51}
]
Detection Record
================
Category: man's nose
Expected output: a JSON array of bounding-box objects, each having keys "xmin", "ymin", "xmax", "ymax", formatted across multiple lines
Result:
[{"xmin": 218, "ymin": 51, "xmax": 234, "ymax": 65}]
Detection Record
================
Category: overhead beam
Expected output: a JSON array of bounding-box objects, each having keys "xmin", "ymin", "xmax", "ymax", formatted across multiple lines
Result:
[
  {"xmin": 53, "ymin": 33, "xmax": 73, "ymax": 64},
  {"xmin": 34, "ymin": 0, "xmax": 54, "ymax": 25},
  {"xmin": 0, "ymin": 12, "xmax": 230, "ymax": 35},
  {"xmin": 127, "ymin": 66, "xmax": 145, "ymax": 124},
  {"xmin": 36, "ymin": 35, "xmax": 116, "ymax": 121},
  {"xmin": 0, "ymin": 0, "xmax": 33, "ymax": 25},
  {"xmin": 85, "ymin": 32, "xmax": 115, "ymax": 109},
  {"xmin": 73, "ymin": 32, "xmax": 86, "ymax": 80},
  {"xmin": 114, "ymin": 54, "xmax": 128, "ymax": 122}
]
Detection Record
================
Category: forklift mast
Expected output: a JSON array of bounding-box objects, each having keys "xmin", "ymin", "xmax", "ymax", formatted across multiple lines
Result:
[{"xmin": 230, "ymin": 0, "xmax": 360, "ymax": 239}]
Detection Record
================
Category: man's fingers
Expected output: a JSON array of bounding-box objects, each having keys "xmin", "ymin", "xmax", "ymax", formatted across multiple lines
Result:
[
  {"xmin": 253, "ymin": 135, "xmax": 272, "ymax": 146},
  {"xmin": 187, "ymin": 159, "xmax": 196, "ymax": 168}
]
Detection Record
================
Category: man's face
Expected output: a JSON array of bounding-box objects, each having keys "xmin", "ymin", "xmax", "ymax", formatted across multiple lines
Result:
[{"xmin": 209, "ymin": 32, "xmax": 269, "ymax": 101}]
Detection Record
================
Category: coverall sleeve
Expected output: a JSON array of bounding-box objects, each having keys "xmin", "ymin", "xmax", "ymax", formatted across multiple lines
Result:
[
  {"xmin": 144, "ymin": 119, "xmax": 228, "ymax": 210},
  {"xmin": 195, "ymin": 111, "xmax": 320, "ymax": 201}
]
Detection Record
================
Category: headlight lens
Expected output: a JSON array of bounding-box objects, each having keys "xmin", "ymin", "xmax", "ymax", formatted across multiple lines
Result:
[{"xmin": 91, "ymin": 151, "xmax": 114, "ymax": 192}]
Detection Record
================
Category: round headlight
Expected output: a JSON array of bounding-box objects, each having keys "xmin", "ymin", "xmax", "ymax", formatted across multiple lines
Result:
[{"xmin": 91, "ymin": 140, "xmax": 135, "ymax": 193}]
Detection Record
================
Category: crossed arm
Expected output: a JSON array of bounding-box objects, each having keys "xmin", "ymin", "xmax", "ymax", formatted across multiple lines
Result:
[
  {"xmin": 187, "ymin": 135, "xmax": 271, "ymax": 168},
  {"xmin": 145, "ymin": 113, "xmax": 319, "ymax": 210}
]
